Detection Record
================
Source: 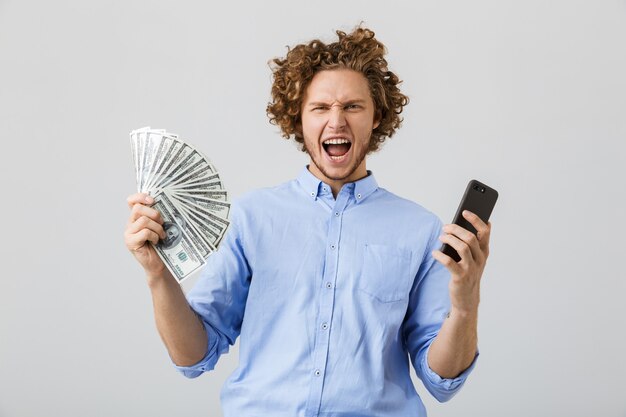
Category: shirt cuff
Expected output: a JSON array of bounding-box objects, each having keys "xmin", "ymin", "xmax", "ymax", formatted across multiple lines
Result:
[
  {"xmin": 173, "ymin": 319, "xmax": 229, "ymax": 379},
  {"xmin": 420, "ymin": 344, "xmax": 479, "ymax": 401}
]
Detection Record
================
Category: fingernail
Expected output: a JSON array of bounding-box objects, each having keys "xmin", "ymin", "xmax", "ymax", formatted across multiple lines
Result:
[{"xmin": 145, "ymin": 196, "xmax": 154, "ymax": 204}]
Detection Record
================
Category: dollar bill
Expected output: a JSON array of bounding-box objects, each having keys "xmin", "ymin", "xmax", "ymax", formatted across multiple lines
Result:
[
  {"xmin": 144, "ymin": 134, "xmax": 178, "ymax": 192},
  {"xmin": 129, "ymin": 127, "xmax": 231, "ymax": 281},
  {"xmin": 140, "ymin": 131, "xmax": 164, "ymax": 193},
  {"xmin": 159, "ymin": 152, "xmax": 217, "ymax": 189},
  {"xmin": 172, "ymin": 194, "xmax": 230, "ymax": 220},
  {"xmin": 167, "ymin": 172, "xmax": 224, "ymax": 190},
  {"xmin": 151, "ymin": 192, "xmax": 206, "ymax": 282},
  {"xmin": 177, "ymin": 203, "xmax": 227, "ymax": 247},
  {"xmin": 170, "ymin": 189, "xmax": 228, "ymax": 202}
]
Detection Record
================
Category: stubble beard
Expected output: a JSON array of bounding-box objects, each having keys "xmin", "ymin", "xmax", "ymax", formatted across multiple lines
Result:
[{"xmin": 304, "ymin": 141, "xmax": 369, "ymax": 182}]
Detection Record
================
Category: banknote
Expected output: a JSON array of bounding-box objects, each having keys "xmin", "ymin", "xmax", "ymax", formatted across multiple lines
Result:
[
  {"xmin": 173, "ymin": 194, "xmax": 230, "ymax": 220},
  {"xmin": 151, "ymin": 192, "xmax": 206, "ymax": 282},
  {"xmin": 129, "ymin": 127, "xmax": 230, "ymax": 282},
  {"xmin": 170, "ymin": 189, "xmax": 228, "ymax": 202},
  {"xmin": 177, "ymin": 205, "xmax": 226, "ymax": 247},
  {"xmin": 144, "ymin": 134, "xmax": 178, "ymax": 192}
]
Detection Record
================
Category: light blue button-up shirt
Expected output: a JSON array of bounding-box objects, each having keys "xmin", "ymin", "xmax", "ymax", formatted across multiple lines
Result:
[{"xmin": 176, "ymin": 167, "xmax": 478, "ymax": 417}]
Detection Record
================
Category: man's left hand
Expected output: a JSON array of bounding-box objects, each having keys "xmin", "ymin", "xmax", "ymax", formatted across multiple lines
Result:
[{"xmin": 432, "ymin": 210, "xmax": 492, "ymax": 315}]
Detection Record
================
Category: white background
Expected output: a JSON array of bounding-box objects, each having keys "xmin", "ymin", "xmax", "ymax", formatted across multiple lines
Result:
[{"xmin": 1, "ymin": 1, "xmax": 625, "ymax": 416}]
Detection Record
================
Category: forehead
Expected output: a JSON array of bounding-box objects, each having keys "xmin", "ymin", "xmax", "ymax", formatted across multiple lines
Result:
[{"xmin": 303, "ymin": 69, "xmax": 371, "ymax": 103}]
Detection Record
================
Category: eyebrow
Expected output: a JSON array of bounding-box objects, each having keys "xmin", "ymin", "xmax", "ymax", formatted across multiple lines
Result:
[{"xmin": 307, "ymin": 99, "xmax": 367, "ymax": 107}]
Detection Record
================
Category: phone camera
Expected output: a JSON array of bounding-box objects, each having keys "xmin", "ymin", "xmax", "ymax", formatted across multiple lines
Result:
[{"xmin": 473, "ymin": 184, "xmax": 485, "ymax": 193}]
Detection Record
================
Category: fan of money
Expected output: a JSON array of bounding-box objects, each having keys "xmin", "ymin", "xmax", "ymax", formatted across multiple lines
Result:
[{"xmin": 129, "ymin": 127, "xmax": 230, "ymax": 282}]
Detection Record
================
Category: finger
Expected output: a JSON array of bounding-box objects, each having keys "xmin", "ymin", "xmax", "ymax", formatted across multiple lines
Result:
[
  {"xmin": 461, "ymin": 210, "xmax": 489, "ymax": 239},
  {"xmin": 439, "ymin": 233, "xmax": 474, "ymax": 263},
  {"xmin": 478, "ymin": 221, "xmax": 492, "ymax": 256},
  {"xmin": 126, "ymin": 216, "xmax": 166, "ymax": 239},
  {"xmin": 130, "ymin": 203, "xmax": 163, "ymax": 224},
  {"xmin": 126, "ymin": 229, "xmax": 160, "ymax": 250},
  {"xmin": 442, "ymin": 223, "xmax": 484, "ymax": 263},
  {"xmin": 127, "ymin": 193, "xmax": 154, "ymax": 210},
  {"xmin": 462, "ymin": 210, "xmax": 491, "ymax": 249},
  {"xmin": 480, "ymin": 221, "xmax": 492, "ymax": 249},
  {"xmin": 432, "ymin": 250, "xmax": 462, "ymax": 275}
]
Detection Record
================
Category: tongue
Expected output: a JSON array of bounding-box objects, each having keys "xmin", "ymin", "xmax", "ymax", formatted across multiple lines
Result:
[{"xmin": 326, "ymin": 143, "xmax": 350, "ymax": 156}]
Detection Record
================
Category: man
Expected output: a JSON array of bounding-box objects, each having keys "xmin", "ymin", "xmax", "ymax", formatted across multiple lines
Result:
[{"xmin": 124, "ymin": 26, "xmax": 492, "ymax": 417}]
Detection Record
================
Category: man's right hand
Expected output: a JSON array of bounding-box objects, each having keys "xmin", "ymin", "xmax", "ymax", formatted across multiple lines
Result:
[{"xmin": 124, "ymin": 193, "xmax": 169, "ymax": 279}]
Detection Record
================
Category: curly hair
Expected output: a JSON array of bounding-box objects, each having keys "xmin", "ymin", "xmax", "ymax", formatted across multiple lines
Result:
[{"xmin": 266, "ymin": 26, "xmax": 409, "ymax": 153}]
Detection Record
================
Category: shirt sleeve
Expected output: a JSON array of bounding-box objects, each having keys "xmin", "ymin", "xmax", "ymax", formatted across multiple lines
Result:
[
  {"xmin": 402, "ymin": 216, "xmax": 479, "ymax": 402},
  {"xmin": 174, "ymin": 201, "xmax": 251, "ymax": 378}
]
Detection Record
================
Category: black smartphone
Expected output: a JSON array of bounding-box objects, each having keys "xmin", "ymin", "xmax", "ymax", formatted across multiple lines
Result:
[{"xmin": 440, "ymin": 179, "xmax": 499, "ymax": 262}]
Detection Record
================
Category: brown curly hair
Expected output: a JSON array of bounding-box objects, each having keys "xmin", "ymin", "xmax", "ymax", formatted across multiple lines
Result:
[{"xmin": 266, "ymin": 26, "xmax": 409, "ymax": 153}]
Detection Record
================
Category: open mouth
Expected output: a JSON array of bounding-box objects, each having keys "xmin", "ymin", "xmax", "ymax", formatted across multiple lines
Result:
[{"xmin": 322, "ymin": 138, "xmax": 352, "ymax": 161}]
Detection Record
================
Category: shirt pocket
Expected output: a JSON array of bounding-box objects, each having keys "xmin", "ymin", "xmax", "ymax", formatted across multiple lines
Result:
[{"xmin": 357, "ymin": 243, "xmax": 414, "ymax": 303}]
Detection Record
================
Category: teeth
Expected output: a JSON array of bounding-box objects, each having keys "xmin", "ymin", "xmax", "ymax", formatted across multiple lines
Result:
[{"xmin": 323, "ymin": 138, "xmax": 350, "ymax": 145}]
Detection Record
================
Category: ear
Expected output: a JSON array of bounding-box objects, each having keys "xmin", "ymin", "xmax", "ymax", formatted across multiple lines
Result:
[
  {"xmin": 295, "ymin": 119, "xmax": 303, "ymax": 137},
  {"xmin": 372, "ymin": 110, "xmax": 382, "ymax": 130}
]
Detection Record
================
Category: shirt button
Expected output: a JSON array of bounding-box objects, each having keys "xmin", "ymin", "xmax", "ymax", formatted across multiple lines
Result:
[
  {"xmin": 357, "ymin": 193, "xmax": 362, "ymax": 199},
  {"xmin": 330, "ymin": 244, "xmax": 335, "ymax": 250},
  {"xmin": 321, "ymin": 322, "xmax": 328, "ymax": 330},
  {"xmin": 310, "ymin": 192, "xmax": 315, "ymax": 197},
  {"xmin": 326, "ymin": 282, "xmax": 332, "ymax": 289},
  {"xmin": 314, "ymin": 369, "xmax": 321, "ymax": 377},
  {"xmin": 334, "ymin": 212, "xmax": 339, "ymax": 217}
]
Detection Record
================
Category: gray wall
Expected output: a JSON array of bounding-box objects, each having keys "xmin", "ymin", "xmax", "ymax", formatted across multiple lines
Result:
[{"xmin": 1, "ymin": 0, "xmax": 625, "ymax": 416}]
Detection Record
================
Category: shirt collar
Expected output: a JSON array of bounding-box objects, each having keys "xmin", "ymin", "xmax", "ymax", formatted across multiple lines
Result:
[{"xmin": 296, "ymin": 165, "xmax": 379, "ymax": 204}]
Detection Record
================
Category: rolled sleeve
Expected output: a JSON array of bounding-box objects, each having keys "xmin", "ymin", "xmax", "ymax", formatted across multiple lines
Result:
[
  {"xmin": 418, "ymin": 343, "xmax": 479, "ymax": 402},
  {"xmin": 173, "ymin": 200, "xmax": 251, "ymax": 378},
  {"xmin": 174, "ymin": 319, "xmax": 232, "ymax": 378}
]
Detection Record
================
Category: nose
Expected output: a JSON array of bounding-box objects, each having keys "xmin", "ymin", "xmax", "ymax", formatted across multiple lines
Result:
[{"xmin": 327, "ymin": 104, "xmax": 346, "ymax": 130}]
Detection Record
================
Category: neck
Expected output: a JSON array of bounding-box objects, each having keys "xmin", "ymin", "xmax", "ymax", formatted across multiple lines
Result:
[{"xmin": 307, "ymin": 161, "xmax": 368, "ymax": 198}]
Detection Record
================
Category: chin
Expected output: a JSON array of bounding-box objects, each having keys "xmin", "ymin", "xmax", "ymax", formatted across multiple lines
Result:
[{"xmin": 315, "ymin": 159, "xmax": 361, "ymax": 182}]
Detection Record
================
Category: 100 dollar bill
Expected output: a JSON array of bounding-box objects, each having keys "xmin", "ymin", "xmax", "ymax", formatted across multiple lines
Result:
[{"xmin": 151, "ymin": 192, "xmax": 205, "ymax": 282}]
